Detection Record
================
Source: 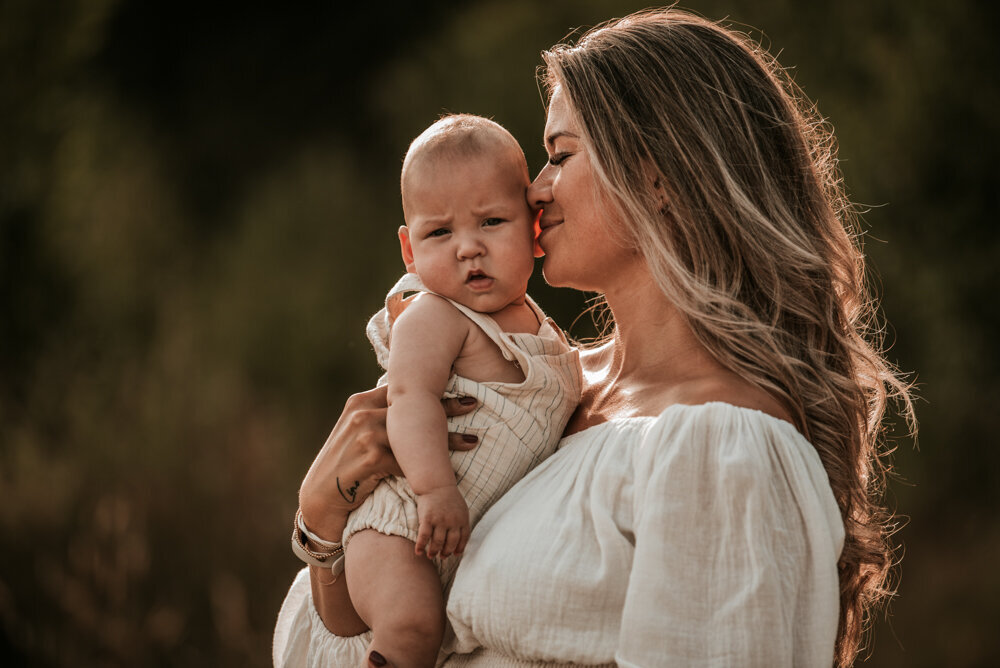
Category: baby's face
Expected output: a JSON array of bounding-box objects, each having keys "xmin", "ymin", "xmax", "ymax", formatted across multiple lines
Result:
[{"xmin": 400, "ymin": 153, "xmax": 537, "ymax": 314}]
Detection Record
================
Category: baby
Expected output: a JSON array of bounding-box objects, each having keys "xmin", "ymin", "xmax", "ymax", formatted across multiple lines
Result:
[{"xmin": 343, "ymin": 115, "xmax": 580, "ymax": 667}]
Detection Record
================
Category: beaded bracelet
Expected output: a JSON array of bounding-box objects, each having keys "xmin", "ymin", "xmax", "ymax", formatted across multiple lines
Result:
[
  {"xmin": 291, "ymin": 509, "xmax": 346, "ymax": 575},
  {"xmin": 296, "ymin": 508, "xmax": 342, "ymax": 550}
]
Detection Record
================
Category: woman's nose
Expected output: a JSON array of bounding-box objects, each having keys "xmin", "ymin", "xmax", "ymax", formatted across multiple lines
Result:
[{"xmin": 527, "ymin": 166, "xmax": 553, "ymax": 209}]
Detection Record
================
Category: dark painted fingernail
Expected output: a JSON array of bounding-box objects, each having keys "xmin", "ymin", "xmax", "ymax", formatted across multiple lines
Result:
[
  {"xmin": 462, "ymin": 434, "xmax": 478, "ymax": 443},
  {"xmin": 369, "ymin": 650, "xmax": 387, "ymax": 666},
  {"xmin": 458, "ymin": 396, "xmax": 476, "ymax": 405}
]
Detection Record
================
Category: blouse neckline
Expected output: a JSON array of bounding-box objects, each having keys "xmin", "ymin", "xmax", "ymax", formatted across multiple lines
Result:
[{"xmin": 560, "ymin": 401, "xmax": 802, "ymax": 445}]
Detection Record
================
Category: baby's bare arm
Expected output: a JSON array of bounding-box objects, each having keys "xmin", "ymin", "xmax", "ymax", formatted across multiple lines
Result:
[{"xmin": 386, "ymin": 293, "xmax": 472, "ymax": 557}]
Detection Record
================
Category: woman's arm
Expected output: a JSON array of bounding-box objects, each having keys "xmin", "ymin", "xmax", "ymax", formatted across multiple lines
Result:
[{"xmin": 297, "ymin": 385, "xmax": 478, "ymax": 634}]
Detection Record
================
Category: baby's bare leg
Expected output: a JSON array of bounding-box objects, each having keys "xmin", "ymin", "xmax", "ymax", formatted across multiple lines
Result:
[{"xmin": 346, "ymin": 529, "xmax": 444, "ymax": 668}]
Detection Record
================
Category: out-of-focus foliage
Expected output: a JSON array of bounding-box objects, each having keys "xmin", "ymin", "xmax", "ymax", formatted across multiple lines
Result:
[{"xmin": 0, "ymin": 0, "xmax": 996, "ymax": 665}]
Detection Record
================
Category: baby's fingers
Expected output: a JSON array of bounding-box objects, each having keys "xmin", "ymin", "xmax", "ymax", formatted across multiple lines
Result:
[
  {"xmin": 441, "ymin": 525, "xmax": 466, "ymax": 557},
  {"xmin": 425, "ymin": 524, "xmax": 449, "ymax": 559},
  {"xmin": 415, "ymin": 522, "xmax": 432, "ymax": 556},
  {"xmin": 455, "ymin": 526, "xmax": 470, "ymax": 556}
]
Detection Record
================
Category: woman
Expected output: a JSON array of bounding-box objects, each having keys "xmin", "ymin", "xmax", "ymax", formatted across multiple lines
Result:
[{"xmin": 275, "ymin": 8, "xmax": 914, "ymax": 667}]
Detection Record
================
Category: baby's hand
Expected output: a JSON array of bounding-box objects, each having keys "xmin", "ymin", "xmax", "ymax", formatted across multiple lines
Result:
[{"xmin": 414, "ymin": 485, "xmax": 470, "ymax": 559}]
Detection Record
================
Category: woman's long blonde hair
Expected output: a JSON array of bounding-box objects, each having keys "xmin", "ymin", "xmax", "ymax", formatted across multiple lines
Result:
[{"xmin": 542, "ymin": 8, "xmax": 915, "ymax": 666}]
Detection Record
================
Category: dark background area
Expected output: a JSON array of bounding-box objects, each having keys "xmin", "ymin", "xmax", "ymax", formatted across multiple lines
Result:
[{"xmin": 1, "ymin": 0, "xmax": 997, "ymax": 665}]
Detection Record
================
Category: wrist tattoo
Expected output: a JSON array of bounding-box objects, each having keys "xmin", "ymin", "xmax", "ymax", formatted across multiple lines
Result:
[{"xmin": 337, "ymin": 478, "xmax": 360, "ymax": 504}]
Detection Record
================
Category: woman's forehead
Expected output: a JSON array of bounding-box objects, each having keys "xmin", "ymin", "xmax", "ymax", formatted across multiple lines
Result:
[{"xmin": 545, "ymin": 88, "xmax": 580, "ymax": 147}]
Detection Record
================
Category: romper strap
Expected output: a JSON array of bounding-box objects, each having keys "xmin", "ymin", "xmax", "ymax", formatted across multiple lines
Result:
[
  {"xmin": 381, "ymin": 273, "xmax": 535, "ymax": 365},
  {"xmin": 382, "ymin": 272, "xmax": 426, "ymax": 323}
]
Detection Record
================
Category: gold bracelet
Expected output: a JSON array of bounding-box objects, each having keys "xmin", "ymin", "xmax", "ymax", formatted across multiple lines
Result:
[
  {"xmin": 290, "ymin": 509, "xmax": 346, "ymax": 574},
  {"xmin": 296, "ymin": 508, "xmax": 342, "ymax": 550}
]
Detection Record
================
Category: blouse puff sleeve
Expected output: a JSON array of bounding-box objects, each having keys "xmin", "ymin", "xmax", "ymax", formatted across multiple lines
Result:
[{"xmin": 616, "ymin": 405, "xmax": 845, "ymax": 667}]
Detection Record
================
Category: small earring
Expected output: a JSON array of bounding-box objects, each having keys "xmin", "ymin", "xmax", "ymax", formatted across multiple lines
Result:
[{"xmin": 652, "ymin": 177, "xmax": 669, "ymax": 215}]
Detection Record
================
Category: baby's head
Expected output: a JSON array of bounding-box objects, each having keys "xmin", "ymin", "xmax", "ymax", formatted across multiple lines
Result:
[{"xmin": 398, "ymin": 115, "xmax": 539, "ymax": 314}]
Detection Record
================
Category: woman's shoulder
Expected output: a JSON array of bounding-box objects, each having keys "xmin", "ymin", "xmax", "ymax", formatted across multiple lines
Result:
[
  {"xmin": 632, "ymin": 401, "xmax": 838, "ymax": 524},
  {"xmin": 646, "ymin": 400, "xmax": 801, "ymax": 444},
  {"xmin": 625, "ymin": 399, "xmax": 841, "ymax": 524},
  {"xmin": 562, "ymin": 400, "xmax": 810, "ymax": 469},
  {"xmin": 631, "ymin": 397, "xmax": 811, "ymax": 478}
]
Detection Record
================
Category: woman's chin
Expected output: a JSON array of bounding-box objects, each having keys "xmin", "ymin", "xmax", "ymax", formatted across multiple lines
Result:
[
  {"xmin": 540, "ymin": 262, "xmax": 569, "ymax": 288},
  {"xmin": 541, "ymin": 265, "xmax": 584, "ymax": 290}
]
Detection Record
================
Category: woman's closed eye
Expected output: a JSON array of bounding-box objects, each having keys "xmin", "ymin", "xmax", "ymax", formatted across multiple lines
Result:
[{"xmin": 547, "ymin": 152, "xmax": 571, "ymax": 166}]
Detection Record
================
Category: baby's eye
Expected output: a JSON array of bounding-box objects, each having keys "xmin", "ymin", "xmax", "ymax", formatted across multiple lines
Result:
[
  {"xmin": 547, "ymin": 152, "xmax": 570, "ymax": 166},
  {"xmin": 427, "ymin": 228, "xmax": 450, "ymax": 238},
  {"xmin": 482, "ymin": 217, "xmax": 505, "ymax": 227}
]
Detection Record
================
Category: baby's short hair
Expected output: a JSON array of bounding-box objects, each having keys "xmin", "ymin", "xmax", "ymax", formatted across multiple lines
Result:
[{"xmin": 401, "ymin": 114, "xmax": 527, "ymax": 203}]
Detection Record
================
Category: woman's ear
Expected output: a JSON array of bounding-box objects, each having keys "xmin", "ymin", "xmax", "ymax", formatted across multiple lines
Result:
[
  {"xmin": 398, "ymin": 226, "xmax": 417, "ymax": 272},
  {"xmin": 652, "ymin": 176, "xmax": 671, "ymax": 215}
]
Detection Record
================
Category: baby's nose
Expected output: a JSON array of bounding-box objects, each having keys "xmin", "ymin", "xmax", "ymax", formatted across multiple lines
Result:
[{"xmin": 456, "ymin": 235, "xmax": 486, "ymax": 259}]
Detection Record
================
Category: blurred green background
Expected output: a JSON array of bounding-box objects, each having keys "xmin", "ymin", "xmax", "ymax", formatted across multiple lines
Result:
[{"xmin": 1, "ymin": 0, "xmax": 997, "ymax": 665}]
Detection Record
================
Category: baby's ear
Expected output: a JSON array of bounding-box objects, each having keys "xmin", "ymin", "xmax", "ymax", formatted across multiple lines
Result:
[
  {"xmin": 398, "ymin": 225, "xmax": 417, "ymax": 273},
  {"xmin": 532, "ymin": 210, "xmax": 545, "ymax": 258}
]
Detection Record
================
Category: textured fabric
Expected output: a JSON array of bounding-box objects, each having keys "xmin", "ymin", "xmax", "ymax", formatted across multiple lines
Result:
[
  {"xmin": 442, "ymin": 403, "xmax": 845, "ymax": 667},
  {"xmin": 444, "ymin": 649, "xmax": 614, "ymax": 668},
  {"xmin": 275, "ymin": 402, "xmax": 844, "ymax": 667},
  {"xmin": 273, "ymin": 568, "xmax": 372, "ymax": 667},
  {"xmin": 274, "ymin": 273, "xmax": 581, "ymax": 667}
]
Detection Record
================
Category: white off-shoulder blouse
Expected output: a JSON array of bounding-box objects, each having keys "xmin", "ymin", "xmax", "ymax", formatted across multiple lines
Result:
[{"xmin": 274, "ymin": 403, "xmax": 845, "ymax": 667}]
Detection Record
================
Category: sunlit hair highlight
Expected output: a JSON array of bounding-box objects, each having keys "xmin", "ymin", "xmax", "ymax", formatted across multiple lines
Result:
[{"xmin": 541, "ymin": 8, "xmax": 915, "ymax": 666}]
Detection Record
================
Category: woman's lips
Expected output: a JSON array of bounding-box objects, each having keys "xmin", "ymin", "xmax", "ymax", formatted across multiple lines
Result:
[{"xmin": 538, "ymin": 219, "xmax": 563, "ymax": 246}]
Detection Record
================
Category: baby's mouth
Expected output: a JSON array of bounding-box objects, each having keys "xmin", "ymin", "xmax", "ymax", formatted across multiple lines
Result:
[{"xmin": 466, "ymin": 271, "xmax": 493, "ymax": 288}]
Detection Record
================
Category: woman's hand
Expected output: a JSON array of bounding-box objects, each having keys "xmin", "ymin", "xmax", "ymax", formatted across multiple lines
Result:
[{"xmin": 298, "ymin": 385, "xmax": 479, "ymax": 545}]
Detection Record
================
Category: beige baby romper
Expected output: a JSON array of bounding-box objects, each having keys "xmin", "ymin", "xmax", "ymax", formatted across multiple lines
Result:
[{"xmin": 342, "ymin": 272, "xmax": 581, "ymax": 587}]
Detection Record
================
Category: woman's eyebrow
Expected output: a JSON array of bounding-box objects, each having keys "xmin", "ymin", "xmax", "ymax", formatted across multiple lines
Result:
[{"xmin": 545, "ymin": 130, "xmax": 579, "ymax": 148}]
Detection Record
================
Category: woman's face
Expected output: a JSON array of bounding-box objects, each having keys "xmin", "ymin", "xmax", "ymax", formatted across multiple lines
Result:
[{"xmin": 528, "ymin": 86, "xmax": 638, "ymax": 292}]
